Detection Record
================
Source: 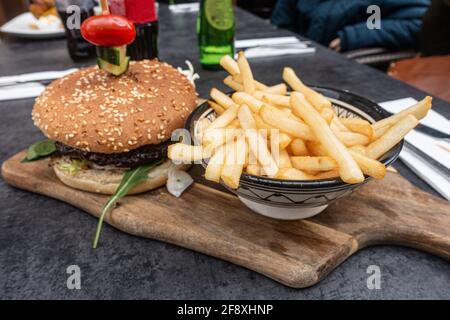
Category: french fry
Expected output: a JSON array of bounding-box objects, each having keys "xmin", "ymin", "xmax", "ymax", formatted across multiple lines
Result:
[
  {"xmin": 373, "ymin": 96, "xmax": 432, "ymax": 129},
  {"xmin": 207, "ymin": 104, "xmax": 239, "ymax": 131},
  {"xmin": 226, "ymin": 76, "xmax": 268, "ymax": 93},
  {"xmin": 306, "ymin": 141, "xmax": 327, "ymax": 156},
  {"xmin": 260, "ymin": 105, "xmax": 315, "ymax": 141},
  {"xmin": 266, "ymin": 83, "xmax": 287, "ymax": 95},
  {"xmin": 304, "ymin": 170, "xmax": 319, "ymax": 176},
  {"xmin": 340, "ymin": 117, "xmax": 374, "ymax": 138},
  {"xmin": 332, "ymin": 128, "xmax": 371, "ymax": 147},
  {"xmin": 332, "ymin": 116, "xmax": 350, "ymax": 132},
  {"xmin": 278, "ymin": 149, "xmax": 293, "ymax": 168},
  {"xmin": 237, "ymin": 104, "xmax": 257, "ymax": 130},
  {"xmin": 203, "ymin": 128, "xmax": 240, "ymax": 149},
  {"xmin": 290, "ymin": 139, "xmax": 309, "ymax": 156},
  {"xmin": 366, "ymin": 115, "xmax": 419, "ymax": 159},
  {"xmin": 276, "ymin": 132, "xmax": 293, "ymax": 150},
  {"xmin": 291, "ymin": 92, "xmax": 364, "ymax": 183},
  {"xmin": 221, "ymin": 135, "xmax": 247, "ymax": 189},
  {"xmin": 278, "ymin": 108, "xmax": 305, "ymax": 124},
  {"xmin": 291, "ymin": 156, "xmax": 338, "ymax": 172},
  {"xmin": 208, "ymin": 100, "xmax": 225, "ymax": 115},
  {"xmin": 314, "ymin": 170, "xmax": 340, "ymax": 180},
  {"xmin": 288, "ymin": 112, "xmax": 305, "ymax": 124},
  {"xmin": 168, "ymin": 143, "xmax": 211, "ymax": 163},
  {"xmin": 245, "ymin": 129, "xmax": 279, "ymax": 177},
  {"xmin": 232, "ymin": 75, "xmax": 269, "ymax": 92},
  {"xmin": 253, "ymin": 113, "xmax": 272, "ymax": 131},
  {"xmin": 246, "ymin": 163, "xmax": 261, "ymax": 176},
  {"xmin": 232, "ymin": 76, "xmax": 269, "ymax": 91},
  {"xmin": 269, "ymin": 129, "xmax": 292, "ymax": 150},
  {"xmin": 289, "ymin": 90, "xmax": 317, "ymax": 112},
  {"xmin": 195, "ymin": 118, "xmax": 211, "ymax": 142},
  {"xmin": 387, "ymin": 166, "xmax": 398, "ymax": 173},
  {"xmin": 320, "ymin": 107, "xmax": 334, "ymax": 124},
  {"xmin": 349, "ymin": 150, "xmax": 386, "ymax": 180},
  {"xmin": 280, "ymin": 108, "xmax": 292, "ymax": 116},
  {"xmin": 372, "ymin": 96, "xmax": 432, "ymax": 138},
  {"xmin": 219, "ymin": 55, "xmax": 240, "ymax": 75},
  {"xmin": 279, "ymin": 108, "xmax": 305, "ymax": 123},
  {"xmin": 253, "ymin": 109, "xmax": 302, "ymax": 139},
  {"xmin": 210, "ymin": 88, "xmax": 235, "ymax": 109},
  {"xmin": 306, "ymin": 93, "xmax": 333, "ymax": 111},
  {"xmin": 252, "ymin": 80, "xmax": 269, "ymax": 91},
  {"xmin": 205, "ymin": 144, "xmax": 226, "ymax": 182},
  {"xmin": 226, "ymin": 119, "xmax": 240, "ymax": 129},
  {"xmin": 232, "ymin": 92, "xmax": 264, "ymax": 113},
  {"xmin": 277, "ymin": 168, "xmax": 315, "ymax": 180},
  {"xmin": 283, "ymin": 67, "xmax": 332, "ymax": 111},
  {"xmin": 254, "ymin": 91, "xmax": 291, "ymax": 108},
  {"xmin": 224, "ymin": 76, "xmax": 244, "ymax": 92},
  {"xmin": 237, "ymin": 51, "xmax": 256, "ymax": 94},
  {"xmin": 350, "ymin": 145, "xmax": 367, "ymax": 155},
  {"xmin": 220, "ymin": 55, "xmax": 268, "ymax": 90},
  {"xmin": 255, "ymin": 80, "xmax": 269, "ymax": 91}
]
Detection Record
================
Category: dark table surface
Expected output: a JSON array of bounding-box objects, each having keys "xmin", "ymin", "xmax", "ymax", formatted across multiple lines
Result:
[{"xmin": 0, "ymin": 5, "xmax": 449, "ymax": 300}]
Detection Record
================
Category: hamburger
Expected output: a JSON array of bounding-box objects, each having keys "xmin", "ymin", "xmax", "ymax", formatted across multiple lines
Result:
[{"xmin": 32, "ymin": 59, "xmax": 198, "ymax": 194}]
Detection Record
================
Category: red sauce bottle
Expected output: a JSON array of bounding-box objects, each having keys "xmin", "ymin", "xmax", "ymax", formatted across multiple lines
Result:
[{"xmin": 109, "ymin": 0, "xmax": 158, "ymax": 60}]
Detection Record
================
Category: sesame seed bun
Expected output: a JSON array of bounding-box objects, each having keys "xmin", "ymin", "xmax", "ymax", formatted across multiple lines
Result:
[
  {"xmin": 32, "ymin": 59, "xmax": 198, "ymax": 154},
  {"xmin": 52, "ymin": 156, "xmax": 190, "ymax": 195}
]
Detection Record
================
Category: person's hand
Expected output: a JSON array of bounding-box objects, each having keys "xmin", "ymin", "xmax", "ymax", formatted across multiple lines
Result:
[{"xmin": 329, "ymin": 38, "xmax": 341, "ymax": 52}]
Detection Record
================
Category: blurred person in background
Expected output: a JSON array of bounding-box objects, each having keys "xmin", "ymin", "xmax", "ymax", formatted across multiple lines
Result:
[
  {"xmin": 420, "ymin": 0, "xmax": 450, "ymax": 55},
  {"xmin": 271, "ymin": 0, "xmax": 430, "ymax": 52},
  {"xmin": 0, "ymin": 0, "xmax": 28, "ymax": 25}
]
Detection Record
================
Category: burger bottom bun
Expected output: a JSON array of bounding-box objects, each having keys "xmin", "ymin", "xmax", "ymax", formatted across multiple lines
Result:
[{"xmin": 52, "ymin": 156, "xmax": 190, "ymax": 195}]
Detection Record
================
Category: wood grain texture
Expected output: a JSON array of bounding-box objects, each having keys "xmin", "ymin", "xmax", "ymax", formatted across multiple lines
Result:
[{"xmin": 2, "ymin": 150, "xmax": 450, "ymax": 288}]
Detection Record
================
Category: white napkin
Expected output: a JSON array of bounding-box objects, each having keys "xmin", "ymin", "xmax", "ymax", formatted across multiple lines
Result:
[
  {"xmin": 168, "ymin": 3, "xmax": 199, "ymax": 13},
  {"xmin": 0, "ymin": 68, "xmax": 78, "ymax": 86},
  {"xmin": 235, "ymin": 37, "xmax": 303, "ymax": 49},
  {"xmin": 379, "ymin": 97, "xmax": 450, "ymax": 135},
  {"xmin": 380, "ymin": 98, "xmax": 450, "ymax": 200},
  {"xmin": 243, "ymin": 45, "xmax": 316, "ymax": 59},
  {"xmin": 0, "ymin": 83, "xmax": 45, "ymax": 101},
  {"xmin": 404, "ymin": 130, "xmax": 450, "ymax": 170},
  {"xmin": 400, "ymin": 147, "xmax": 450, "ymax": 201},
  {"xmin": 235, "ymin": 37, "xmax": 315, "ymax": 59}
]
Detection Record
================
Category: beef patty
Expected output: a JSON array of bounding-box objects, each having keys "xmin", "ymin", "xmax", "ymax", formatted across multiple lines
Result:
[{"xmin": 55, "ymin": 140, "xmax": 172, "ymax": 168}]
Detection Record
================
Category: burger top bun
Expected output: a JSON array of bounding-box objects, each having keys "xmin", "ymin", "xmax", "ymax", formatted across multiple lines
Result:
[{"xmin": 32, "ymin": 59, "xmax": 198, "ymax": 154}]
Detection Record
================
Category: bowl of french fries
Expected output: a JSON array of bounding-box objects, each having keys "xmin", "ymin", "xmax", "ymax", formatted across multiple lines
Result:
[{"xmin": 169, "ymin": 52, "xmax": 432, "ymax": 220}]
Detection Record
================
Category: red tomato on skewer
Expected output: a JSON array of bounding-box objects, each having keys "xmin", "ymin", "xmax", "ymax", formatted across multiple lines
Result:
[{"xmin": 81, "ymin": 15, "xmax": 136, "ymax": 47}]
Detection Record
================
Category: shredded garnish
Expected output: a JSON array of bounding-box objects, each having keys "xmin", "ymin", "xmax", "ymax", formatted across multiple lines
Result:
[
  {"xmin": 177, "ymin": 60, "xmax": 200, "ymax": 86},
  {"xmin": 166, "ymin": 166, "xmax": 194, "ymax": 198}
]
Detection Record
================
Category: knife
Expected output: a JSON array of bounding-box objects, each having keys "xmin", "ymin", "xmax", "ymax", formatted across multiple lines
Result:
[{"xmin": 0, "ymin": 68, "xmax": 78, "ymax": 87}]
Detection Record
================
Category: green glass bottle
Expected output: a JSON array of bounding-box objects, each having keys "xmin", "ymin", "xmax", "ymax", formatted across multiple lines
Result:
[{"xmin": 197, "ymin": 0, "xmax": 235, "ymax": 69}]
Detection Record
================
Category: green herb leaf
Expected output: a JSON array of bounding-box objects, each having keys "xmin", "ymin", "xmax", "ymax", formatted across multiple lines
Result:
[
  {"xmin": 92, "ymin": 160, "xmax": 163, "ymax": 248},
  {"xmin": 21, "ymin": 140, "xmax": 56, "ymax": 163}
]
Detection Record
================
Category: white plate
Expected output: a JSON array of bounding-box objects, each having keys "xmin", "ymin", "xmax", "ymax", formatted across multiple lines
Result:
[{"xmin": 0, "ymin": 12, "xmax": 65, "ymax": 39}]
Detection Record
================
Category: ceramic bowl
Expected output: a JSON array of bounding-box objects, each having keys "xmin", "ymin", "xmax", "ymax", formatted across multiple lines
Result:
[{"xmin": 185, "ymin": 87, "xmax": 403, "ymax": 220}]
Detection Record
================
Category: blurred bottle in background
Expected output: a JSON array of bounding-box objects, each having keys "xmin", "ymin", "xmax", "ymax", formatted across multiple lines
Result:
[
  {"xmin": 197, "ymin": 0, "xmax": 234, "ymax": 69},
  {"xmin": 55, "ymin": 0, "xmax": 96, "ymax": 61},
  {"xmin": 109, "ymin": 0, "xmax": 159, "ymax": 60}
]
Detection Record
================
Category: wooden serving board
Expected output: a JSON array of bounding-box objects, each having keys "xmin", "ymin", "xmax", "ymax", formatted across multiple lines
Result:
[{"xmin": 2, "ymin": 150, "xmax": 450, "ymax": 288}]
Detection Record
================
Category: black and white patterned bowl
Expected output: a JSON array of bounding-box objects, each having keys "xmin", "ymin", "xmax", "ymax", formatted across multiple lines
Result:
[{"xmin": 185, "ymin": 87, "xmax": 403, "ymax": 220}]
